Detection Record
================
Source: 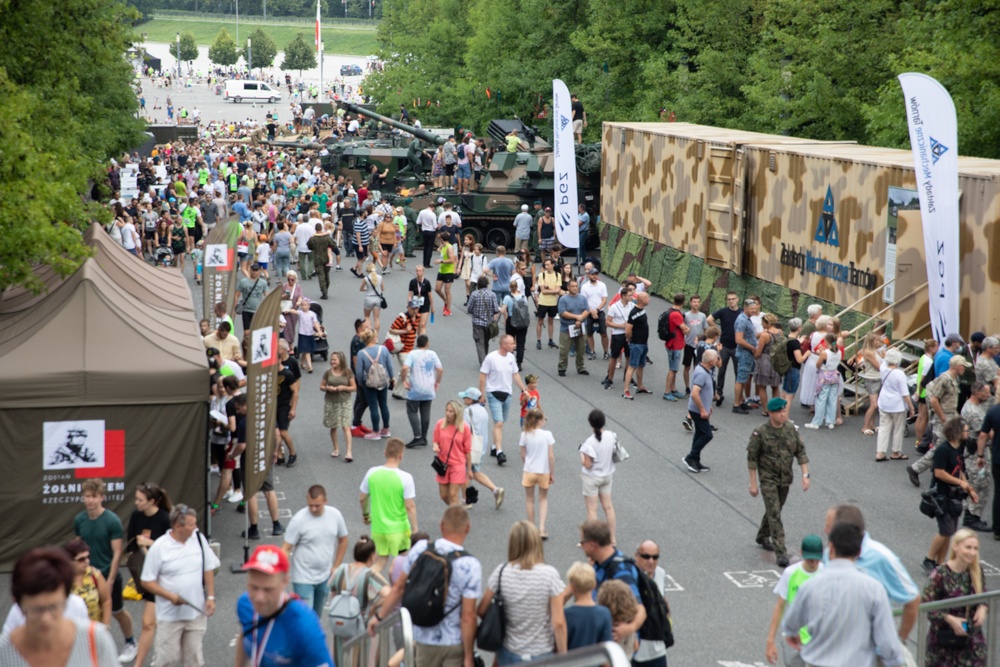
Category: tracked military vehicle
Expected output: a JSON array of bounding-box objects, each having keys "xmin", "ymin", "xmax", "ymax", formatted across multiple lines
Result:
[{"xmin": 335, "ymin": 102, "xmax": 602, "ymax": 250}]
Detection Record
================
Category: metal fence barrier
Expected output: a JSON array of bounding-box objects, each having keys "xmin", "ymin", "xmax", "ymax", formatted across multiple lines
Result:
[
  {"xmin": 530, "ymin": 642, "xmax": 632, "ymax": 667},
  {"xmin": 895, "ymin": 588, "xmax": 1000, "ymax": 666},
  {"xmin": 339, "ymin": 608, "xmax": 415, "ymax": 667}
]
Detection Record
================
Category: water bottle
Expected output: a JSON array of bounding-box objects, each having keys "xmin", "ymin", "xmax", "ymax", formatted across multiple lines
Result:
[{"xmin": 430, "ymin": 311, "xmax": 435, "ymax": 324}]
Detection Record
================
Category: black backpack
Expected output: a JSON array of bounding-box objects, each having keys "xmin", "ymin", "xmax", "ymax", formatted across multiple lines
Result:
[
  {"xmin": 402, "ymin": 544, "xmax": 468, "ymax": 627},
  {"xmin": 601, "ymin": 556, "xmax": 674, "ymax": 648},
  {"xmin": 657, "ymin": 309, "xmax": 680, "ymax": 342}
]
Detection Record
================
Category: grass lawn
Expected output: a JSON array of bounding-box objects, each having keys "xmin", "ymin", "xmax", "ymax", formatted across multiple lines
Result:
[{"xmin": 141, "ymin": 18, "xmax": 378, "ymax": 55}]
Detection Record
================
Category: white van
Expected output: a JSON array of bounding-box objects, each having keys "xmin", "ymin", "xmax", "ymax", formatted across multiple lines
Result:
[{"xmin": 224, "ymin": 80, "xmax": 282, "ymax": 104}]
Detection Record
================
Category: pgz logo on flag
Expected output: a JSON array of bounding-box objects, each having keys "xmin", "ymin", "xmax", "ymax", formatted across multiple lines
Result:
[
  {"xmin": 930, "ymin": 137, "xmax": 948, "ymax": 165},
  {"xmin": 560, "ymin": 115, "xmax": 570, "ymax": 131}
]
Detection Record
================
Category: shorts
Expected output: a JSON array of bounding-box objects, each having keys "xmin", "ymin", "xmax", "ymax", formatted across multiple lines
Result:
[
  {"xmin": 356, "ymin": 244, "xmax": 368, "ymax": 260},
  {"xmin": 276, "ymin": 404, "xmax": 291, "ymax": 431},
  {"xmin": 573, "ymin": 119, "xmax": 583, "ymax": 133},
  {"xmin": 211, "ymin": 443, "xmax": 226, "ymax": 467},
  {"xmin": 610, "ymin": 334, "xmax": 629, "ymax": 359},
  {"xmin": 192, "ymin": 225, "xmax": 203, "ymax": 243},
  {"xmin": 259, "ymin": 471, "xmax": 274, "ymax": 493},
  {"xmin": 436, "ymin": 462, "xmax": 467, "ymax": 486},
  {"xmin": 196, "ymin": 265, "xmax": 203, "ymax": 276},
  {"xmin": 864, "ymin": 378, "xmax": 882, "ymax": 395},
  {"xmin": 381, "ymin": 243, "xmax": 395, "ymax": 254},
  {"xmin": 444, "ymin": 163, "xmax": 456, "ymax": 176},
  {"xmin": 782, "ymin": 367, "xmax": 801, "ymax": 395},
  {"xmin": 683, "ymin": 345, "xmax": 697, "ymax": 367},
  {"xmin": 144, "ymin": 230, "xmax": 156, "ymax": 240},
  {"xmin": 587, "ymin": 311, "xmax": 606, "ymax": 335},
  {"xmin": 735, "ymin": 349, "xmax": 756, "ymax": 383},
  {"xmin": 110, "ymin": 574, "xmax": 124, "ymax": 613},
  {"xmin": 364, "ymin": 295, "xmax": 382, "ymax": 311},
  {"xmin": 522, "ymin": 471, "xmax": 551, "ymax": 489},
  {"xmin": 222, "ymin": 442, "xmax": 241, "ymax": 470},
  {"xmin": 666, "ymin": 348, "xmax": 682, "ymax": 372},
  {"xmin": 437, "ymin": 272, "xmax": 456, "ymax": 284},
  {"xmin": 628, "ymin": 343, "xmax": 648, "ymax": 369},
  {"xmin": 257, "ymin": 261, "xmax": 268, "ymax": 269},
  {"xmin": 486, "ymin": 392, "xmax": 512, "ymax": 423},
  {"xmin": 581, "ymin": 473, "xmax": 613, "ymax": 497},
  {"xmin": 457, "ymin": 163, "xmax": 472, "ymax": 179},
  {"xmin": 537, "ymin": 304, "xmax": 558, "ymax": 319},
  {"xmin": 372, "ymin": 532, "xmax": 411, "ymax": 557},
  {"xmin": 539, "ymin": 237, "xmax": 555, "ymax": 251},
  {"xmin": 936, "ymin": 510, "xmax": 959, "ymax": 537}
]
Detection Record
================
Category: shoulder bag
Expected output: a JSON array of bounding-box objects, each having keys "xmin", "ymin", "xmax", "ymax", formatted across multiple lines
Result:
[
  {"xmin": 476, "ymin": 563, "xmax": 506, "ymax": 652},
  {"xmin": 432, "ymin": 430, "xmax": 459, "ymax": 477},
  {"xmin": 611, "ymin": 432, "xmax": 630, "ymax": 464},
  {"xmin": 125, "ymin": 538, "xmax": 147, "ymax": 595},
  {"xmin": 236, "ymin": 277, "xmax": 262, "ymax": 315},
  {"xmin": 369, "ymin": 276, "xmax": 388, "ymax": 310}
]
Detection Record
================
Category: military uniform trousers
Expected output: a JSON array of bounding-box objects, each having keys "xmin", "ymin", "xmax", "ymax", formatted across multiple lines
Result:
[{"xmin": 756, "ymin": 482, "xmax": 790, "ymax": 556}]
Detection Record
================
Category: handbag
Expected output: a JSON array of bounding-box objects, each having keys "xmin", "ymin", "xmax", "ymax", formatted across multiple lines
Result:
[
  {"xmin": 432, "ymin": 431, "xmax": 459, "ymax": 477},
  {"xmin": 125, "ymin": 543, "xmax": 146, "ymax": 595},
  {"xmin": 920, "ymin": 491, "xmax": 944, "ymax": 518},
  {"xmin": 936, "ymin": 608, "xmax": 971, "ymax": 649},
  {"xmin": 370, "ymin": 277, "xmax": 388, "ymax": 310},
  {"xmin": 487, "ymin": 320, "xmax": 500, "ymax": 340},
  {"xmin": 611, "ymin": 433, "xmax": 630, "ymax": 463},
  {"xmin": 476, "ymin": 563, "xmax": 506, "ymax": 652}
]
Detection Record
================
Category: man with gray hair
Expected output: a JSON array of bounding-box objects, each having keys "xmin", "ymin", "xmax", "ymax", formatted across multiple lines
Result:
[
  {"xmin": 800, "ymin": 304, "xmax": 823, "ymax": 341},
  {"xmin": 975, "ymin": 336, "xmax": 1000, "ymax": 395},
  {"xmin": 513, "ymin": 204, "xmax": 533, "ymax": 254},
  {"xmin": 875, "ymin": 349, "xmax": 915, "ymax": 461},
  {"xmin": 632, "ymin": 539, "xmax": 672, "ymax": 667},
  {"xmin": 140, "ymin": 505, "xmax": 220, "ymax": 667},
  {"xmin": 684, "ymin": 348, "xmax": 719, "ymax": 472}
]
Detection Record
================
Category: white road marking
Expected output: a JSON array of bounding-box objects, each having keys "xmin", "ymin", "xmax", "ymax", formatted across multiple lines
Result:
[{"xmin": 723, "ymin": 570, "xmax": 781, "ymax": 588}]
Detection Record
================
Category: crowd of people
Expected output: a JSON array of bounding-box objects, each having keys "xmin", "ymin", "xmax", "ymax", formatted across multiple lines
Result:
[{"xmin": 8, "ymin": 102, "xmax": 1000, "ymax": 666}]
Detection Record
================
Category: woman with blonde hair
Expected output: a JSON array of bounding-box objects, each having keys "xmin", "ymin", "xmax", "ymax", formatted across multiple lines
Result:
[
  {"xmin": 597, "ymin": 579, "xmax": 638, "ymax": 658},
  {"xmin": 859, "ymin": 332, "xmax": 885, "ymax": 435},
  {"xmin": 798, "ymin": 315, "xmax": 830, "ymax": 409},
  {"xmin": 360, "ymin": 261, "xmax": 384, "ymax": 335},
  {"xmin": 922, "ymin": 528, "xmax": 988, "ymax": 665},
  {"xmin": 520, "ymin": 409, "xmax": 555, "ymax": 539},
  {"xmin": 432, "ymin": 400, "xmax": 471, "ymax": 505},
  {"xmin": 477, "ymin": 521, "xmax": 567, "ymax": 665}
]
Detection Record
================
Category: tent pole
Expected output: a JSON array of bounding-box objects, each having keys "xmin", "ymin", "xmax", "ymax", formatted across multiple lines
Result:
[
  {"xmin": 205, "ymin": 428, "xmax": 212, "ymax": 539},
  {"xmin": 230, "ymin": 510, "xmax": 251, "ymax": 573}
]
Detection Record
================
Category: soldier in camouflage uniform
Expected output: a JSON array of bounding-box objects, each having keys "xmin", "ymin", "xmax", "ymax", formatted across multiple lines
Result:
[
  {"xmin": 960, "ymin": 381, "xmax": 993, "ymax": 531},
  {"xmin": 399, "ymin": 196, "xmax": 418, "ymax": 257},
  {"xmin": 531, "ymin": 200, "xmax": 544, "ymax": 262},
  {"xmin": 747, "ymin": 397, "xmax": 811, "ymax": 567},
  {"xmin": 908, "ymin": 355, "xmax": 970, "ymax": 486}
]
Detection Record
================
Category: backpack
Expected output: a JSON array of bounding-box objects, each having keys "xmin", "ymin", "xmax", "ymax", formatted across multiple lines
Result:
[
  {"xmin": 401, "ymin": 543, "xmax": 468, "ymax": 628},
  {"xmin": 457, "ymin": 144, "xmax": 466, "ymax": 160},
  {"xmin": 510, "ymin": 296, "xmax": 530, "ymax": 329},
  {"xmin": 657, "ymin": 309, "xmax": 680, "ymax": 342},
  {"xmin": 769, "ymin": 331, "xmax": 791, "ymax": 377},
  {"xmin": 600, "ymin": 556, "xmax": 674, "ymax": 648},
  {"xmin": 363, "ymin": 348, "xmax": 390, "ymax": 389},
  {"xmin": 328, "ymin": 565, "xmax": 376, "ymax": 638}
]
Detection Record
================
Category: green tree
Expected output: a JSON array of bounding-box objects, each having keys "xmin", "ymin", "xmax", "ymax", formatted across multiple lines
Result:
[
  {"xmin": 241, "ymin": 27, "xmax": 278, "ymax": 69},
  {"xmin": 208, "ymin": 27, "xmax": 239, "ymax": 66},
  {"xmin": 282, "ymin": 33, "xmax": 317, "ymax": 75},
  {"xmin": 179, "ymin": 31, "xmax": 199, "ymax": 62},
  {"xmin": 0, "ymin": 0, "xmax": 145, "ymax": 294}
]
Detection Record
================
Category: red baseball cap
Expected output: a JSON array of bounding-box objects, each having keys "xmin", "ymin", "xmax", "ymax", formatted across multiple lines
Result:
[{"xmin": 242, "ymin": 545, "xmax": 289, "ymax": 575}]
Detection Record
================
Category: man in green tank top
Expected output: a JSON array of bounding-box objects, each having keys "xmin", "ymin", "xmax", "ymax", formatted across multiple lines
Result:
[{"xmin": 359, "ymin": 438, "xmax": 418, "ymax": 573}]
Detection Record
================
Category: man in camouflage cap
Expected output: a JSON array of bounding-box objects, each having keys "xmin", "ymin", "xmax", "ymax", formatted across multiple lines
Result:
[{"xmin": 747, "ymin": 397, "xmax": 810, "ymax": 567}]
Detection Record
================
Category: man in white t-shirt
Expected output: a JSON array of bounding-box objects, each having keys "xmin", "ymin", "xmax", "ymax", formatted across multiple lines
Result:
[
  {"xmin": 478, "ymin": 335, "xmax": 529, "ymax": 466},
  {"xmin": 281, "ymin": 485, "xmax": 349, "ymax": 617},
  {"xmin": 294, "ymin": 216, "xmax": 316, "ymax": 279},
  {"xmin": 580, "ymin": 268, "xmax": 609, "ymax": 361},
  {"xmin": 402, "ymin": 333, "xmax": 444, "ymax": 449},
  {"xmin": 140, "ymin": 506, "xmax": 220, "ymax": 667},
  {"xmin": 604, "ymin": 285, "xmax": 635, "ymax": 389}
]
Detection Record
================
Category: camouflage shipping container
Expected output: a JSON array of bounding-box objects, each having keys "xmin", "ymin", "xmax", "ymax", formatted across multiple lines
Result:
[{"xmin": 601, "ymin": 121, "xmax": 1000, "ymax": 337}]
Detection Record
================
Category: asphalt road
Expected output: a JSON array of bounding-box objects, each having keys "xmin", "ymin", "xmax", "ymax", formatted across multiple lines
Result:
[{"xmin": 3, "ymin": 83, "xmax": 1000, "ymax": 665}]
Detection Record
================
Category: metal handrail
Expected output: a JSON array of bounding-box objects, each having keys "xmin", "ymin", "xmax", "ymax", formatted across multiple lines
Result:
[
  {"xmin": 831, "ymin": 277, "xmax": 898, "ymax": 323},
  {"xmin": 531, "ymin": 642, "xmax": 633, "ymax": 667},
  {"xmin": 894, "ymin": 587, "xmax": 1000, "ymax": 666},
  {"xmin": 339, "ymin": 608, "xmax": 415, "ymax": 667}
]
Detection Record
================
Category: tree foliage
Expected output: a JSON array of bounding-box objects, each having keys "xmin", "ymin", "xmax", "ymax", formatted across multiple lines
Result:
[
  {"xmin": 241, "ymin": 27, "xmax": 278, "ymax": 68},
  {"xmin": 282, "ymin": 33, "xmax": 317, "ymax": 74},
  {"xmin": 208, "ymin": 27, "xmax": 238, "ymax": 65},
  {"xmin": 179, "ymin": 31, "xmax": 199, "ymax": 61},
  {"xmin": 0, "ymin": 0, "xmax": 145, "ymax": 293},
  {"xmin": 363, "ymin": 0, "xmax": 1000, "ymax": 160}
]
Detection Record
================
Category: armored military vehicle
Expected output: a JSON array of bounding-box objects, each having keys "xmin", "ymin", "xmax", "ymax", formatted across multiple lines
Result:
[{"xmin": 335, "ymin": 102, "xmax": 602, "ymax": 251}]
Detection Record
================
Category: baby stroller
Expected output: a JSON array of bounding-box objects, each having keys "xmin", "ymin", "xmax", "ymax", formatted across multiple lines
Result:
[
  {"xmin": 153, "ymin": 246, "xmax": 175, "ymax": 268},
  {"xmin": 310, "ymin": 303, "xmax": 329, "ymax": 362}
]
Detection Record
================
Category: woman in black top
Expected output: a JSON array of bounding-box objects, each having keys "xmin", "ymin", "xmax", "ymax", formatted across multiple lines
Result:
[
  {"xmin": 126, "ymin": 483, "xmax": 172, "ymax": 667},
  {"xmin": 560, "ymin": 262, "xmax": 575, "ymax": 294}
]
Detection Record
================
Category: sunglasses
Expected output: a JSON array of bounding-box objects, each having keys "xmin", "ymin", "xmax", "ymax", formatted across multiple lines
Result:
[{"xmin": 637, "ymin": 553, "xmax": 660, "ymax": 560}]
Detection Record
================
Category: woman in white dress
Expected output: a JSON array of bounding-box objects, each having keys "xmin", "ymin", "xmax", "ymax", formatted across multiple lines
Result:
[{"xmin": 798, "ymin": 315, "xmax": 830, "ymax": 409}]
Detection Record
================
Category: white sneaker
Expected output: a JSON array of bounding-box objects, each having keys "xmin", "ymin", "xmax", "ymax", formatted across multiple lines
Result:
[
  {"xmin": 803, "ymin": 423, "xmax": 820, "ymax": 430},
  {"xmin": 118, "ymin": 641, "xmax": 138, "ymax": 663},
  {"xmin": 210, "ymin": 465, "xmax": 220, "ymax": 475},
  {"xmin": 227, "ymin": 491, "xmax": 244, "ymax": 503},
  {"xmin": 223, "ymin": 489, "xmax": 234, "ymax": 501}
]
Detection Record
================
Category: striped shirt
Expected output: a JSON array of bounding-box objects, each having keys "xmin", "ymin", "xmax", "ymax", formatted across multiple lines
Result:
[
  {"xmin": 356, "ymin": 218, "xmax": 372, "ymax": 247},
  {"xmin": 781, "ymin": 559, "xmax": 905, "ymax": 667}
]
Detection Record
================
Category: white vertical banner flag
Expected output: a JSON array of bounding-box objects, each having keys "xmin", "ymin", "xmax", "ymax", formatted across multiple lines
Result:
[
  {"xmin": 315, "ymin": 0, "xmax": 321, "ymax": 50},
  {"xmin": 552, "ymin": 79, "xmax": 579, "ymax": 250},
  {"xmin": 898, "ymin": 73, "xmax": 960, "ymax": 342}
]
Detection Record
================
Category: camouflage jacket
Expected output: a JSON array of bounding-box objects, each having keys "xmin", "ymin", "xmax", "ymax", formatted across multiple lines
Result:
[
  {"xmin": 928, "ymin": 372, "xmax": 960, "ymax": 420},
  {"xmin": 747, "ymin": 422, "xmax": 808, "ymax": 486}
]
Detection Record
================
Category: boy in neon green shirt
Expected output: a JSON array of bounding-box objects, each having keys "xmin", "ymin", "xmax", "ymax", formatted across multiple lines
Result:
[{"xmin": 766, "ymin": 534, "xmax": 824, "ymax": 667}]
